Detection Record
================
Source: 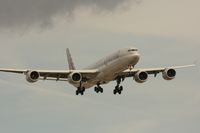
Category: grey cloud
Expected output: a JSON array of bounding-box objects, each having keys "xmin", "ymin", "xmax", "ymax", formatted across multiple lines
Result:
[{"xmin": 0, "ymin": 0, "xmax": 139, "ymax": 29}]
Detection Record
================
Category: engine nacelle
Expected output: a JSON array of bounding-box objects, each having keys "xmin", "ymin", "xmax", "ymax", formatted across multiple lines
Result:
[
  {"xmin": 68, "ymin": 72, "xmax": 82, "ymax": 84},
  {"xmin": 162, "ymin": 68, "xmax": 176, "ymax": 80},
  {"xmin": 134, "ymin": 71, "xmax": 148, "ymax": 83},
  {"xmin": 26, "ymin": 71, "xmax": 40, "ymax": 83}
]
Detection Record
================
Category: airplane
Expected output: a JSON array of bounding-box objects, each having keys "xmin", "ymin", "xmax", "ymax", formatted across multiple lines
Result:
[{"xmin": 0, "ymin": 48, "xmax": 195, "ymax": 95}]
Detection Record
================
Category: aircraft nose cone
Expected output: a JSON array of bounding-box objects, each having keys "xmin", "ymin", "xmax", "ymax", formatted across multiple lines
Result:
[
  {"xmin": 132, "ymin": 52, "xmax": 140, "ymax": 63},
  {"xmin": 135, "ymin": 54, "xmax": 140, "ymax": 61}
]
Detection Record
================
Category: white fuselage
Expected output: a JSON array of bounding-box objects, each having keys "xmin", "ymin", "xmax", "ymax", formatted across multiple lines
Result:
[{"xmin": 70, "ymin": 48, "xmax": 140, "ymax": 89}]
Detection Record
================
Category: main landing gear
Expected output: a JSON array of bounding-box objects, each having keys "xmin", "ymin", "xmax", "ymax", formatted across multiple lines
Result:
[
  {"xmin": 76, "ymin": 78, "xmax": 125, "ymax": 95},
  {"xmin": 76, "ymin": 87, "xmax": 85, "ymax": 95},
  {"xmin": 113, "ymin": 77, "xmax": 124, "ymax": 95},
  {"xmin": 94, "ymin": 83, "xmax": 103, "ymax": 93},
  {"xmin": 76, "ymin": 81, "xmax": 85, "ymax": 95}
]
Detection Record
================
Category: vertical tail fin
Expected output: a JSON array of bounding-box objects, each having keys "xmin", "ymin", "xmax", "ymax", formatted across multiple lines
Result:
[{"xmin": 66, "ymin": 48, "xmax": 76, "ymax": 70}]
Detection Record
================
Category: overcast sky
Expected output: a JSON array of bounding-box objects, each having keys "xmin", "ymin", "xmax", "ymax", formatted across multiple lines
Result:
[{"xmin": 0, "ymin": 0, "xmax": 200, "ymax": 133}]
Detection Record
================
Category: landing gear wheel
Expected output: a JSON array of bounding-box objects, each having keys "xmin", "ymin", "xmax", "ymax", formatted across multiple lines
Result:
[
  {"xmin": 120, "ymin": 86, "xmax": 123, "ymax": 91},
  {"xmin": 113, "ymin": 89, "xmax": 117, "ymax": 95},
  {"xmin": 82, "ymin": 88, "xmax": 85, "ymax": 95},
  {"xmin": 76, "ymin": 90, "xmax": 79, "ymax": 95},
  {"xmin": 113, "ymin": 85, "xmax": 123, "ymax": 95},
  {"xmin": 94, "ymin": 87, "xmax": 99, "ymax": 93},
  {"xmin": 94, "ymin": 85, "xmax": 103, "ymax": 94},
  {"xmin": 100, "ymin": 87, "xmax": 103, "ymax": 93},
  {"xmin": 76, "ymin": 87, "xmax": 85, "ymax": 95}
]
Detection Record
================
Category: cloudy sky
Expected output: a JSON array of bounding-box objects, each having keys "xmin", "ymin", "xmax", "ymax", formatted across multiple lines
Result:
[{"xmin": 0, "ymin": 0, "xmax": 200, "ymax": 133}]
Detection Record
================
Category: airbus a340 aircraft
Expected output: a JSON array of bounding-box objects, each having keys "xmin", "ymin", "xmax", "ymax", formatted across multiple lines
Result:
[{"xmin": 0, "ymin": 48, "xmax": 195, "ymax": 95}]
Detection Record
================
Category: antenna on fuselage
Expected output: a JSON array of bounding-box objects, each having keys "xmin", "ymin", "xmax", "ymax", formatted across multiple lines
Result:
[{"xmin": 66, "ymin": 48, "xmax": 76, "ymax": 70}]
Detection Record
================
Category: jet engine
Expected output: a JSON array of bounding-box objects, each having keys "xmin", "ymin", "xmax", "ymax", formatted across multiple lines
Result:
[
  {"xmin": 68, "ymin": 72, "xmax": 82, "ymax": 84},
  {"xmin": 162, "ymin": 68, "xmax": 176, "ymax": 80},
  {"xmin": 134, "ymin": 71, "xmax": 148, "ymax": 83},
  {"xmin": 26, "ymin": 71, "xmax": 40, "ymax": 83}
]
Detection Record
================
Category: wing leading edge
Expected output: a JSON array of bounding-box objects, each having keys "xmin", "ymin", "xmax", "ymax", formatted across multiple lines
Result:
[
  {"xmin": 0, "ymin": 68, "xmax": 99, "ymax": 81},
  {"xmin": 118, "ymin": 64, "xmax": 195, "ymax": 78}
]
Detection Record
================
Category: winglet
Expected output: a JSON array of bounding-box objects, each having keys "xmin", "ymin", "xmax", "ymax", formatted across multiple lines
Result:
[{"xmin": 66, "ymin": 48, "xmax": 76, "ymax": 70}]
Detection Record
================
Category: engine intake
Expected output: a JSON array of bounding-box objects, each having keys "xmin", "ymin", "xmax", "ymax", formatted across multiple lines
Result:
[
  {"xmin": 135, "ymin": 71, "xmax": 148, "ymax": 83},
  {"xmin": 162, "ymin": 68, "xmax": 176, "ymax": 80},
  {"xmin": 68, "ymin": 72, "xmax": 82, "ymax": 84},
  {"xmin": 26, "ymin": 71, "xmax": 40, "ymax": 83}
]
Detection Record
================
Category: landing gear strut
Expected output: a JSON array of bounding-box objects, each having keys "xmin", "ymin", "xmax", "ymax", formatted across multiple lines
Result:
[
  {"xmin": 76, "ymin": 81, "xmax": 85, "ymax": 95},
  {"xmin": 113, "ymin": 77, "xmax": 124, "ymax": 95},
  {"xmin": 94, "ymin": 83, "xmax": 103, "ymax": 93}
]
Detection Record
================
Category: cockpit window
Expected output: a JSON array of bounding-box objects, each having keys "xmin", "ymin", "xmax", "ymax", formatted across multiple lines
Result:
[{"xmin": 128, "ymin": 49, "xmax": 138, "ymax": 52}]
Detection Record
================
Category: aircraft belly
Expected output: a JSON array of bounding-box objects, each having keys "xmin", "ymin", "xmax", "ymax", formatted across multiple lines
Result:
[
  {"xmin": 97, "ymin": 60, "xmax": 124, "ymax": 81},
  {"xmin": 71, "ymin": 82, "xmax": 95, "ymax": 89}
]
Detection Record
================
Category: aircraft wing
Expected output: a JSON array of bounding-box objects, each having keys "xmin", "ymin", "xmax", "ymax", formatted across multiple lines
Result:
[
  {"xmin": 118, "ymin": 64, "xmax": 195, "ymax": 78},
  {"xmin": 0, "ymin": 68, "xmax": 99, "ymax": 81}
]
